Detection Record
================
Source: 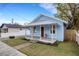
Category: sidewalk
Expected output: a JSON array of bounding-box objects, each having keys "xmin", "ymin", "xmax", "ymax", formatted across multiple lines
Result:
[
  {"xmin": 0, "ymin": 41, "xmax": 26, "ymax": 56},
  {"xmin": 14, "ymin": 43, "xmax": 32, "ymax": 49}
]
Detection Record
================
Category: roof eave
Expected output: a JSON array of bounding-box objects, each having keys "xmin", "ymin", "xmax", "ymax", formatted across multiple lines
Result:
[{"xmin": 26, "ymin": 23, "xmax": 58, "ymax": 27}]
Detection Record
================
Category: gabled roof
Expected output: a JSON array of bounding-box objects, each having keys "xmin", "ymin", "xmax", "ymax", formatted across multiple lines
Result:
[
  {"xmin": 1, "ymin": 23, "xmax": 25, "ymax": 28},
  {"xmin": 26, "ymin": 14, "xmax": 68, "ymax": 26},
  {"xmin": 32, "ymin": 14, "xmax": 68, "ymax": 24}
]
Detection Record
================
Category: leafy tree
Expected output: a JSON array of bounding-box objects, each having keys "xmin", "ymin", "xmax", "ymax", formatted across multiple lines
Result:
[{"xmin": 55, "ymin": 3, "xmax": 79, "ymax": 30}]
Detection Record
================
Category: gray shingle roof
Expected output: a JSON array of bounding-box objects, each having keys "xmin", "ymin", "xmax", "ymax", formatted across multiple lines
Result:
[{"xmin": 1, "ymin": 23, "xmax": 25, "ymax": 28}]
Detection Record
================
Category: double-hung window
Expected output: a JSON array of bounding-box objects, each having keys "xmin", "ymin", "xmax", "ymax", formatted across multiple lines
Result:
[{"xmin": 50, "ymin": 25, "xmax": 55, "ymax": 34}]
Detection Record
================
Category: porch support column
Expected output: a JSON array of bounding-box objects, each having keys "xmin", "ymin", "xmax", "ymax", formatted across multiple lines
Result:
[
  {"xmin": 50, "ymin": 25, "xmax": 53, "ymax": 40},
  {"xmin": 31, "ymin": 26, "xmax": 34, "ymax": 40},
  {"xmin": 52, "ymin": 25, "xmax": 53, "ymax": 40},
  {"xmin": 40, "ymin": 25, "xmax": 42, "ymax": 39}
]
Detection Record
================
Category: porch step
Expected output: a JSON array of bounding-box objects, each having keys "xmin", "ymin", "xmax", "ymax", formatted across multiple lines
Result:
[
  {"xmin": 25, "ymin": 37, "xmax": 57, "ymax": 44},
  {"xmin": 29, "ymin": 39, "xmax": 38, "ymax": 43},
  {"xmin": 38, "ymin": 39, "xmax": 57, "ymax": 44}
]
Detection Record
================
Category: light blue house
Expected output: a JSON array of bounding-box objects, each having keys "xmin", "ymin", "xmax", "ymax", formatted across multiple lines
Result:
[{"xmin": 25, "ymin": 14, "xmax": 68, "ymax": 44}]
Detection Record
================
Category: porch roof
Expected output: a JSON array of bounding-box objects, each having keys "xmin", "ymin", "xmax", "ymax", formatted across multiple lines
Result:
[{"xmin": 26, "ymin": 21, "xmax": 57, "ymax": 26}]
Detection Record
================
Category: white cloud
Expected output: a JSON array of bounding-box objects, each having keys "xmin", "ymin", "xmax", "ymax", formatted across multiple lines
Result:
[
  {"xmin": 0, "ymin": 13, "xmax": 29, "ymax": 26},
  {"xmin": 0, "ymin": 18, "xmax": 29, "ymax": 26},
  {"xmin": 0, "ymin": 18, "xmax": 11, "ymax": 26},
  {"xmin": 39, "ymin": 3, "xmax": 57, "ymax": 14},
  {"xmin": 0, "ymin": 13, "xmax": 11, "ymax": 26},
  {"xmin": 15, "ymin": 20, "xmax": 30, "ymax": 25}
]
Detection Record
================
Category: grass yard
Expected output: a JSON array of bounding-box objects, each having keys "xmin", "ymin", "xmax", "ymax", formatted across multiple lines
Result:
[
  {"xmin": 2, "ymin": 37, "xmax": 79, "ymax": 56},
  {"xmin": 2, "ymin": 37, "xmax": 28, "ymax": 47},
  {"xmin": 19, "ymin": 41, "xmax": 79, "ymax": 56}
]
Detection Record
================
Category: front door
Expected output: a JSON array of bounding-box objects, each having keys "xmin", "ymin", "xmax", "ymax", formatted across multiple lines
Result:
[{"xmin": 41, "ymin": 26, "xmax": 44, "ymax": 38}]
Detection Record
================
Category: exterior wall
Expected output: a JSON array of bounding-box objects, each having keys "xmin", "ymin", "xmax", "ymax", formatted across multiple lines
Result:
[
  {"xmin": 8, "ymin": 28, "xmax": 22, "ymax": 33},
  {"xmin": 1, "ymin": 28, "xmax": 25, "ymax": 33},
  {"xmin": 1, "ymin": 28, "xmax": 8, "ymax": 33},
  {"xmin": 1, "ymin": 25, "xmax": 25, "ymax": 33},
  {"xmin": 56, "ymin": 23, "xmax": 64, "ymax": 41},
  {"xmin": 33, "ymin": 26, "xmax": 40, "ymax": 37},
  {"xmin": 8, "ymin": 28, "xmax": 20, "ymax": 32},
  {"xmin": 25, "ymin": 15, "xmax": 65, "ymax": 41}
]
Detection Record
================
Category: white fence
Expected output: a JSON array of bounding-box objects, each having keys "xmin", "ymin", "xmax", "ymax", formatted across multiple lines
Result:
[
  {"xmin": 1, "ymin": 30, "xmax": 25, "ymax": 38},
  {"xmin": 76, "ymin": 32, "xmax": 79, "ymax": 45}
]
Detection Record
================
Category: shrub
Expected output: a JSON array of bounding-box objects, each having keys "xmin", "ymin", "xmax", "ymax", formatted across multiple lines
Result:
[{"xmin": 9, "ymin": 36, "xmax": 15, "ymax": 39}]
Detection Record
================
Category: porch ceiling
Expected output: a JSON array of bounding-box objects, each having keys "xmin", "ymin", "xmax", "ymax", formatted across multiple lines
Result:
[{"xmin": 26, "ymin": 21, "xmax": 58, "ymax": 26}]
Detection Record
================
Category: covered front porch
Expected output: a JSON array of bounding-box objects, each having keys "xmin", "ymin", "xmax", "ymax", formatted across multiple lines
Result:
[
  {"xmin": 25, "ymin": 24, "xmax": 57, "ymax": 44},
  {"xmin": 25, "ymin": 14, "xmax": 66, "ymax": 43}
]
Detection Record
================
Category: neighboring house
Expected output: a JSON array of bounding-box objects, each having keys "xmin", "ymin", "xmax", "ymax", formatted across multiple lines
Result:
[
  {"xmin": 25, "ymin": 14, "xmax": 68, "ymax": 44},
  {"xmin": 0, "ymin": 23, "xmax": 25, "ymax": 33}
]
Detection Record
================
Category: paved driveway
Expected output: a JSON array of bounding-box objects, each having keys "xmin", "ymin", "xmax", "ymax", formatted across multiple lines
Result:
[{"xmin": 0, "ymin": 41, "xmax": 25, "ymax": 56}]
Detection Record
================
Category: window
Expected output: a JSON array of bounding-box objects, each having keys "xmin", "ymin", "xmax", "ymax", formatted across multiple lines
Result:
[
  {"xmin": 4, "ymin": 28, "xmax": 8, "ymax": 33},
  {"xmin": 50, "ymin": 25, "xmax": 55, "ymax": 34},
  {"xmin": 33, "ymin": 26, "xmax": 36, "ymax": 33}
]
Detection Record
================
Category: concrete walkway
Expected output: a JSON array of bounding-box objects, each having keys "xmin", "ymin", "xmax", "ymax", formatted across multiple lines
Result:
[
  {"xmin": 14, "ymin": 43, "xmax": 32, "ymax": 49},
  {"xmin": 0, "ymin": 41, "xmax": 25, "ymax": 56}
]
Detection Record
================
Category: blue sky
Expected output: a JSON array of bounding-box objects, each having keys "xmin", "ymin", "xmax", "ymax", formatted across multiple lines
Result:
[{"xmin": 0, "ymin": 3, "xmax": 57, "ymax": 25}]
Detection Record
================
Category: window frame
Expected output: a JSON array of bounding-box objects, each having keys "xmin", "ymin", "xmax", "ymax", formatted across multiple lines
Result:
[
  {"xmin": 50, "ymin": 25, "xmax": 55, "ymax": 34},
  {"xmin": 33, "ymin": 26, "xmax": 36, "ymax": 33}
]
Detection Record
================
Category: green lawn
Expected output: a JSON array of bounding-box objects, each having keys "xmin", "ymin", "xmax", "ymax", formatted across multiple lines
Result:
[
  {"xmin": 2, "ymin": 37, "xmax": 28, "ymax": 47},
  {"xmin": 19, "ymin": 41, "xmax": 79, "ymax": 56},
  {"xmin": 2, "ymin": 37, "xmax": 79, "ymax": 56}
]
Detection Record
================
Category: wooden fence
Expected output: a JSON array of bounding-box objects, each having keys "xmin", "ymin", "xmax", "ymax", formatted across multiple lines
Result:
[
  {"xmin": 64, "ymin": 30, "xmax": 76, "ymax": 41},
  {"xmin": 64, "ymin": 29, "xmax": 79, "ymax": 45}
]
